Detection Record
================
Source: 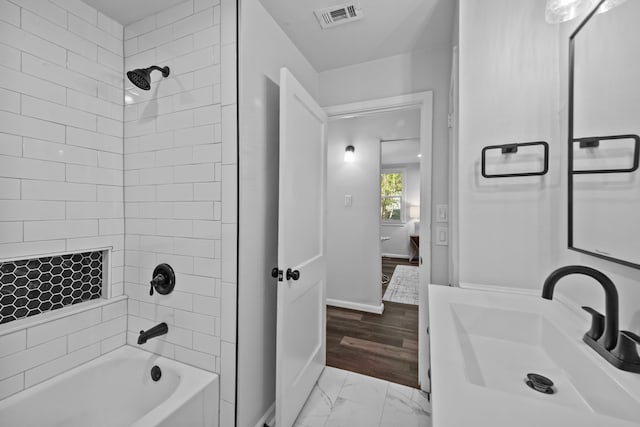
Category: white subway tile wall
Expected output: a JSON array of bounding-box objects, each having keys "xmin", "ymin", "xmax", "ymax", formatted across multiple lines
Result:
[
  {"xmin": 0, "ymin": 0, "xmax": 238, "ymax": 420},
  {"xmin": 0, "ymin": 0, "xmax": 126, "ymax": 397},
  {"xmin": 0, "ymin": 298, "xmax": 127, "ymax": 400},
  {"xmin": 123, "ymin": 0, "xmax": 237, "ymax": 421},
  {"xmin": 0, "ymin": 0, "xmax": 125, "ymax": 277}
]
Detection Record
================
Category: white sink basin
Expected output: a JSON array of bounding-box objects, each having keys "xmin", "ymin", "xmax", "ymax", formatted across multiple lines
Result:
[{"xmin": 429, "ymin": 286, "xmax": 640, "ymax": 427}]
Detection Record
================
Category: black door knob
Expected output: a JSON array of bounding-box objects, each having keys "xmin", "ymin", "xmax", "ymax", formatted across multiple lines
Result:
[
  {"xmin": 271, "ymin": 268, "xmax": 283, "ymax": 281},
  {"xmin": 286, "ymin": 268, "xmax": 300, "ymax": 281}
]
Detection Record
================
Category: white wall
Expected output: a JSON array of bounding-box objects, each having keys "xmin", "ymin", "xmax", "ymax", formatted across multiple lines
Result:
[
  {"xmin": 319, "ymin": 47, "xmax": 452, "ymax": 285},
  {"xmin": 457, "ymin": 0, "xmax": 640, "ymax": 334},
  {"xmin": 326, "ymin": 109, "xmax": 419, "ymax": 309},
  {"xmin": 326, "ymin": 117, "xmax": 381, "ymax": 310},
  {"xmin": 122, "ymin": 0, "xmax": 238, "ymax": 425},
  {"xmin": 458, "ymin": 0, "xmax": 559, "ymax": 291},
  {"xmin": 0, "ymin": 0, "xmax": 127, "ymax": 398},
  {"xmin": 380, "ymin": 163, "xmax": 420, "ymax": 258},
  {"xmin": 237, "ymin": 0, "xmax": 319, "ymax": 425}
]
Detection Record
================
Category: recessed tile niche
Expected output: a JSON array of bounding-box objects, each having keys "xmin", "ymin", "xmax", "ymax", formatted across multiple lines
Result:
[{"xmin": 0, "ymin": 251, "xmax": 104, "ymax": 325}]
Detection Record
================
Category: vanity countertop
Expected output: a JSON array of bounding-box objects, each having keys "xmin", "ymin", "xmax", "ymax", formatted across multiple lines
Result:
[{"xmin": 429, "ymin": 285, "xmax": 640, "ymax": 427}]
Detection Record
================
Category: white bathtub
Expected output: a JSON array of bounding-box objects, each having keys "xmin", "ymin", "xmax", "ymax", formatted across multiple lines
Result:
[{"xmin": 0, "ymin": 346, "xmax": 219, "ymax": 427}]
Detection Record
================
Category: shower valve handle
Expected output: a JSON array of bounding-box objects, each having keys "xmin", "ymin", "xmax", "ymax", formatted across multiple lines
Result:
[
  {"xmin": 148, "ymin": 264, "xmax": 176, "ymax": 296},
  {"xmin": 150, "ymin": 273, "xmax": 165, "ymax": 296}
]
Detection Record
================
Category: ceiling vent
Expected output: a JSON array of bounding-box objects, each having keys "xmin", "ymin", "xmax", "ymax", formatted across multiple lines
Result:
[{"xmin": 314, "ymin": 3, "xmax": 363, "ymax": 29}]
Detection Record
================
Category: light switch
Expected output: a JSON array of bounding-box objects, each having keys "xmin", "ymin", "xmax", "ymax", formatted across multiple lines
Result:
[
  {"xmin": 435, "ymin": 227, "xmax": 448, "ymax": 246},
  {"xmin": 436, "ymin": 204, "xmax": 448, "ymax": 223},
  {"xmin": 344, "ymin": 195, "xmax": 352, "ymax": 207}
]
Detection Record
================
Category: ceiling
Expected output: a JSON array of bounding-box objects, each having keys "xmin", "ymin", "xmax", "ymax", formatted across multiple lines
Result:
[
  {"xmin": 259, "ymin": 0, "xmax": 455, "ymax": 71},
  {"xmin": 381, "ymin": 139, "xmax": 421, "ymax": 165},
  {"xmin": 82, "ymin": 0, "xmax": 455, "ymax": 70},
  {"xmin": 82, "ymin": 0, "xmax": 186, "ymax": 25}
]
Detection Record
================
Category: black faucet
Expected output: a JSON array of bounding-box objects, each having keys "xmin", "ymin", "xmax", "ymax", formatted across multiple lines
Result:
[
  {"xmin": 138, "ymin": 322, "xmax": 168, "ymax": 345},
  {"xmin": 542, "ymin": 265, "xmax": 640, "ymax": 373}
]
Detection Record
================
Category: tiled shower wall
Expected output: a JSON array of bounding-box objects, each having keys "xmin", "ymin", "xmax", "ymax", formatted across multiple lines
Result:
[
  {"xmin": 0, "ymin": 0, "xmax": 126, "ymax": 399},
  {"xmin": 122, "ymin": 0, "xmax": 237, "ymax": 424}
]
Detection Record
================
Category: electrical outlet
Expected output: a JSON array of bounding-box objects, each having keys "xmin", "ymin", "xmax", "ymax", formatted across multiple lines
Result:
[
  {"xmin": 344, "ymin": 194, "xmax": 352, "ymax": 207},
  {"xmin": 435, "ymin": 227, "xmax": 448, "ymax": 246}
]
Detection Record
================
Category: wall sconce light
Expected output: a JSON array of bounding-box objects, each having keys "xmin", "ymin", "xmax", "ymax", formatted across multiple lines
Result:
[
  {"xmin": 545, "ymin": 0, "xmax": 591, "ymax": 23},
  {"xmin": 595, "ymin": 0, "xmax": 628, "ymax": 13},
  {"xmin": 344, "ymin": 145, "xmax": 355, "ymax": 163},
  {"xmin": 545, "ymin": 0, "xmax": 627, "ymax": 23}
]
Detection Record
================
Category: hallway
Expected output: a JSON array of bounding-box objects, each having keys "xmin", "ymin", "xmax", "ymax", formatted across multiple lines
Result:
[{"xmin": 326, "ymin": 257, "xmax": 419, "ymax": 388}]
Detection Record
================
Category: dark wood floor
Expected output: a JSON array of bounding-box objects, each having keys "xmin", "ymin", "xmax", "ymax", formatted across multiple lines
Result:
[{"xmin": 326, "ymin": 257, "xmax": 419, "ymax": 388}]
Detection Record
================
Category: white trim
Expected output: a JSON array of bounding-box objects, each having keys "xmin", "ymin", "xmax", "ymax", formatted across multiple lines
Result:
[
  {"xmin": 103, "ymin": 248, "xmax": 112, "ymax": 299},
  {"xmin": 458, "ymin": 282, "xmax": 540, "ymax": 296},
  {"xmin": 0, "ymin": 295, "xmax": 127, "ymax": 337},
  {"xmin": 254, "ymin": 402, "xmax": 275, "ymax": 427},
  {"xmin": 381, "ymin": 253, "xmax": 410, "ymax": 259},
  {"xmin": 324, "ymin": 90, "xmax": 433, "ymax": 393},
  {"xmin": 325, "ymin": 92, "xmax": 431, "ymax": 119},
  {"xmin": 448, "ymin": 45, "xmax": 460, "ymax": 287},
  {"xmin": 457, "ymin": 283, "xmax": 588, "ymax": 323},
  {"xmin": 327, "ymin": 298, "xmax": 384, "ymax": 314},
  {"xmin": 0, "ymin": 246, "xmax": 114, "ymax": 263}
]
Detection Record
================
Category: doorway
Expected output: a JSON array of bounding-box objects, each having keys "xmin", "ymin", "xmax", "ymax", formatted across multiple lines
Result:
[{"xmin": 323, "ymin": 92, "xmax": 433, "ymax": 392}]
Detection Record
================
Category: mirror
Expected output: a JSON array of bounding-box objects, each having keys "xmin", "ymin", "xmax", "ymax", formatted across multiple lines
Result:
[{"xmin": 569, "ymin": 0, "xmax": 640, "ymax": 268}]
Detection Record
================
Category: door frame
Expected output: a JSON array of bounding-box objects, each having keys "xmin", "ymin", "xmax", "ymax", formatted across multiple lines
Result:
[
  {"xmin": 324, "ymin": 91, "xmax": 434, "ymax": 392},
  {"xmin": 449, "ymin": 46, "xmax": 460, "ymax": 287}
]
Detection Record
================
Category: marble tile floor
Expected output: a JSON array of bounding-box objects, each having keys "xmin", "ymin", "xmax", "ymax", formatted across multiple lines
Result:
[{"xmin": 294, "ymin": 366, "xmax": 432, "ymax": 427}]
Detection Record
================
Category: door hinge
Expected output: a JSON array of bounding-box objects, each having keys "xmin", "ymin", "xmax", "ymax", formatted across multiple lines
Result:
[{"xmin": 447, "ymin": 113, "xmax": 453, "ymax": 128}]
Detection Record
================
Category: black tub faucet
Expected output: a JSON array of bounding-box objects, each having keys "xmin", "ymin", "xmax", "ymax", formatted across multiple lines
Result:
[
  {"xmin": 138, "ymin": 322, "xmax": 168, "ymax": 345},
  {"xmin": 542, "ymin": 265, "xmax": 640, "ymax": 373}
]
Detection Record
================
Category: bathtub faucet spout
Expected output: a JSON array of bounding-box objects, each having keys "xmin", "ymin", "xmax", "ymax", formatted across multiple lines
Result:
[{"xmin": 138, "ymin": 322, "xmax": 168, "ymax": 345}]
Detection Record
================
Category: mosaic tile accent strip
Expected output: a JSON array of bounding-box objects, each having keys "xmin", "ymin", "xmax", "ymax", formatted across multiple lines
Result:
[{"xmin": 0, "ymin": 251, "xmax": 103, "ymax": 325}]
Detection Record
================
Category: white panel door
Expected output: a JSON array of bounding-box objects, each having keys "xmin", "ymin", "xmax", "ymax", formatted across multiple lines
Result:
[{"xmin": 275, "ymin": 68, "xmax": 327, "ymax": 427}]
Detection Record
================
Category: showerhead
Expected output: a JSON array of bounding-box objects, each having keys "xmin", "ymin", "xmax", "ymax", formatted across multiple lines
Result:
[{"xmin": 126, "ymin": 65, "xmax": 170, "ymax": 91}]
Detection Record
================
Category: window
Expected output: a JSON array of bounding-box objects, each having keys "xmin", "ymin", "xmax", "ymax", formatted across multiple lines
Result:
[{"xmin": 381, "ymin": 170, "xmax": 404, "ymax": 222}]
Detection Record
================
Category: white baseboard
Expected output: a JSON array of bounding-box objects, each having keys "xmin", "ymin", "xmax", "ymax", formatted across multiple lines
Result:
[
  {"xmin": 458, "ymin": 282, "xmax": 539, "ymax": 296},
  {"xmin": 457, "ymin": 282, "xmax": 587, "ymax": 324},
  {"xmin": 254, "ymin": 402, "xmax": 275, "ymax": 427},
  {"xmin": 327, "ymin": 298, "xmax": 384, "ymax": 314},
  {"xmin": 381, "ymin": 252, "xmax": 410, "ymax": 259}
]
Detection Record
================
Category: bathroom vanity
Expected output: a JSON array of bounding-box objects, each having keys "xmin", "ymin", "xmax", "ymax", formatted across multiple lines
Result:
[{"xmin": 429, "ymin": 285, "xmax": 640, "ymax": 427}]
